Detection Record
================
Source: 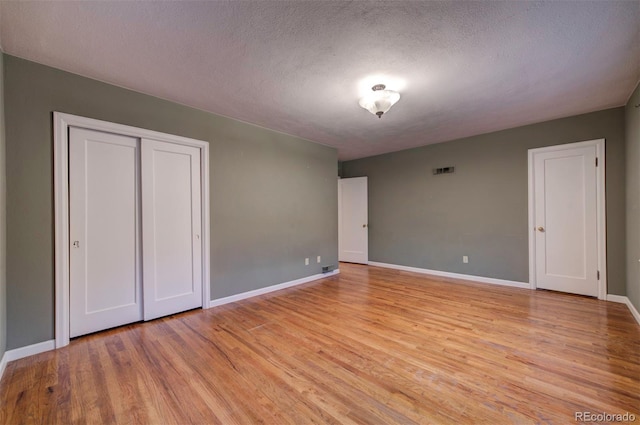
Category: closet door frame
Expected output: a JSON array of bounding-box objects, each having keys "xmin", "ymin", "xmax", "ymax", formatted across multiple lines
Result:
[{"xmin": 54, "ymin": 112, "xmax": 211, "ymax": 348}]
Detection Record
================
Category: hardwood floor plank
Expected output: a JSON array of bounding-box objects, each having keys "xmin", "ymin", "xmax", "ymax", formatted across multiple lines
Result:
[{"xmin": 1, "ymin": 263, "xmax": 639, "ymax": 424}]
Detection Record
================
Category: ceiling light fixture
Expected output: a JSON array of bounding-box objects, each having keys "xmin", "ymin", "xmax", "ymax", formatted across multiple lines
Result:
[{"xmin": 358, "ymin": 84, "xmax": 400, "ymax": 118}]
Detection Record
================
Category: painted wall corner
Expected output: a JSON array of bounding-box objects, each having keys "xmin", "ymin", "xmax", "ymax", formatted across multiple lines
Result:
[{"xmin": 625, "ymin": 81, "xmax": 640, "ymax": 315}]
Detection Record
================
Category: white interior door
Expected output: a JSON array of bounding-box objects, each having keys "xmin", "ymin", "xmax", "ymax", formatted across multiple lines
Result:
[
  {"xmin": 142, "ymin": 139, "xmax": 203, "ymax": 320},
  {"xmin": 531, "ymin": 143, "xmax": 599, "ymax": 296},
  {"xmin": 69, "ymin": 128, "xmax": 142, "ymax": 337},
  {"xmin": 338, "ymin": 177, "xmax": 368, "ymax": 264}
]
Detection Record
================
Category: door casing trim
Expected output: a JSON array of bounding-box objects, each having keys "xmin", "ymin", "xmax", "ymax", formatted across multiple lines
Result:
[
  {"xmin": 527, "ymin": 138, "xmax": 606, "ymax": 300},
  {"xmin": 54, "ymin": 112, "xmax": 211, "ymax": 348}
]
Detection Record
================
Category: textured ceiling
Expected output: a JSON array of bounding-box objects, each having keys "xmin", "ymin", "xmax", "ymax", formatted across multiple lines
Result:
[{"xmin": 1, "ymin": 1, "xmax": 638, "ymax": 160}]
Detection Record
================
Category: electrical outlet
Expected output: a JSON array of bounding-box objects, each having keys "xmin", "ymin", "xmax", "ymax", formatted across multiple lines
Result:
[
  {"xmin": 463, "ymin": 256, "xmax": 469, "ymax": 264},
  {"xmin": 305, "ymin": 258, "xmax": 309, "ymax": 266},
  {"xmin": 317, "ymin": 256, "xmax": 321, "ymax": 263}
]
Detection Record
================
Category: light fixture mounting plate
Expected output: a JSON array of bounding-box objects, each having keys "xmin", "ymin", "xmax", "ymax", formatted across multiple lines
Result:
[{"xmin": 372, "ymin": 84, "xmax": 386, "ymax": 91}]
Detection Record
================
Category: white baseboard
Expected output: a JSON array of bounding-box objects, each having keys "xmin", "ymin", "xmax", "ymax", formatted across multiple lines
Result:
[
  {"xmin": 606, "ymin": 294, "xmax": 640, "ymax": 325},
  {"xmin": 0, "ymin": 352, "xmax": 7, "ymax": 382},
  {"xmin": 606, "ymin": 294, "xmax": 628, "ymax": 303},
  {"xmin": 368, "ymin": 261, "xmax": 530, "ymax": 289},
  {"xmin": 0, "ymin": 339, "xmax": 56, "ymax": 381},
  {"xmin": 5, "ymin": 339, "xmax": 56, "ymax": 362},
  {"xmin": 208, "ymin": 269, "xmax": 340, "ymax": 308}
]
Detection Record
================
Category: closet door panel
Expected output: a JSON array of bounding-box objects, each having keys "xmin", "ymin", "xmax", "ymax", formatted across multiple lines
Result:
[
  {"xmin": 142, "ymin": 139, "xmax": 202, "ymax": 320},
  {"xmin": 69, "ymin": 127, "xmax": 142, "ymax": 337}
]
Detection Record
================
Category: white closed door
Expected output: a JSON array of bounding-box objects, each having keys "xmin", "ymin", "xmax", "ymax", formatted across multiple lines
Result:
[
  {"xmin": 69, "ymin": 128, "xmax": 142, "ymax": 337},
  {"xmin": 532, "ymin": 144, "xmax": 598, "ymax": 296},
  {"xmin": 142, "ymin": 139, "xmax": 203, "ymax": 320},
  {"xmin": 338, "ymin": 177, "xmax": 368, "ymax": 264}
]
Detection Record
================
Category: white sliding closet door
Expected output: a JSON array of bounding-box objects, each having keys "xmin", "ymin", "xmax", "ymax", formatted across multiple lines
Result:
[
  {"xmin": 69, "ymin": 128, "xmax": 143, "ymax": 337},
  {"xmin": 142, "ymin": 139, "xmax": 203, "ymax": 320}
]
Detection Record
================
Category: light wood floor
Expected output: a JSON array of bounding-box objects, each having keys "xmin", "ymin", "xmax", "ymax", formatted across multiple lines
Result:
[{"xmin": 1, "ymin": 264, "xmax": 639, "ymax": 424}]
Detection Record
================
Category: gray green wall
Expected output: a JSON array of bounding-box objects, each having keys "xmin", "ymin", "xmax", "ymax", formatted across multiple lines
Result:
[
  {"xmin": 0, "ymin": 52, "xmax": 6, "ymax": 360},
  {"xmin": 342, "ymin": 108, "xmax": 626, "ymax": 294},
  {"xmin": 4, "ymin": 55, "xmax": 338, "ymax": 350},
  {"xmin": 626, "ymin": 82, "xmax": 640, "ymax": 313}
]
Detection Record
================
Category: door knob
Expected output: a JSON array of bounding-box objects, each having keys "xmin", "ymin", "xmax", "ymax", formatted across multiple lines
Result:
[
  {"xmin": 537, "ymin": 226, "xmax": 545, "ymax": 232},
  {"xmin": 362, "ymin": 224, "xmax": 367, "ymax": 228}
]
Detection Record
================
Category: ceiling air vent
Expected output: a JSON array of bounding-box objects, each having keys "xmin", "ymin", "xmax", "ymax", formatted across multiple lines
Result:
[{"xmin": 433, "ymin": 166, "xmax": 455, "ymax": 175}]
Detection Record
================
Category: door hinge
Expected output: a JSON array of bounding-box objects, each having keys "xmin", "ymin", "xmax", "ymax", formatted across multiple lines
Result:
[
  {"xmin": 597, "ymin": 270, "xmax": 600, "ymax": 280},
  {"xmin": 595, "ymin": 157, "xmax": 598, "ymax": 167}
]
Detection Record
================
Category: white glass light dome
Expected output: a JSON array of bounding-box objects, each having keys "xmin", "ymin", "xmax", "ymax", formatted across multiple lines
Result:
[{"xmin": 358, "ymin": 84, "xmax": 401, "ymax": 118}]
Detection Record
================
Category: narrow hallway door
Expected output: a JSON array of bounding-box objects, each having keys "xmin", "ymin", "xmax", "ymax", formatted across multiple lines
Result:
[{"xmin": 338, "ymin": 177, "xmax": 368, "ymax": 264}]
